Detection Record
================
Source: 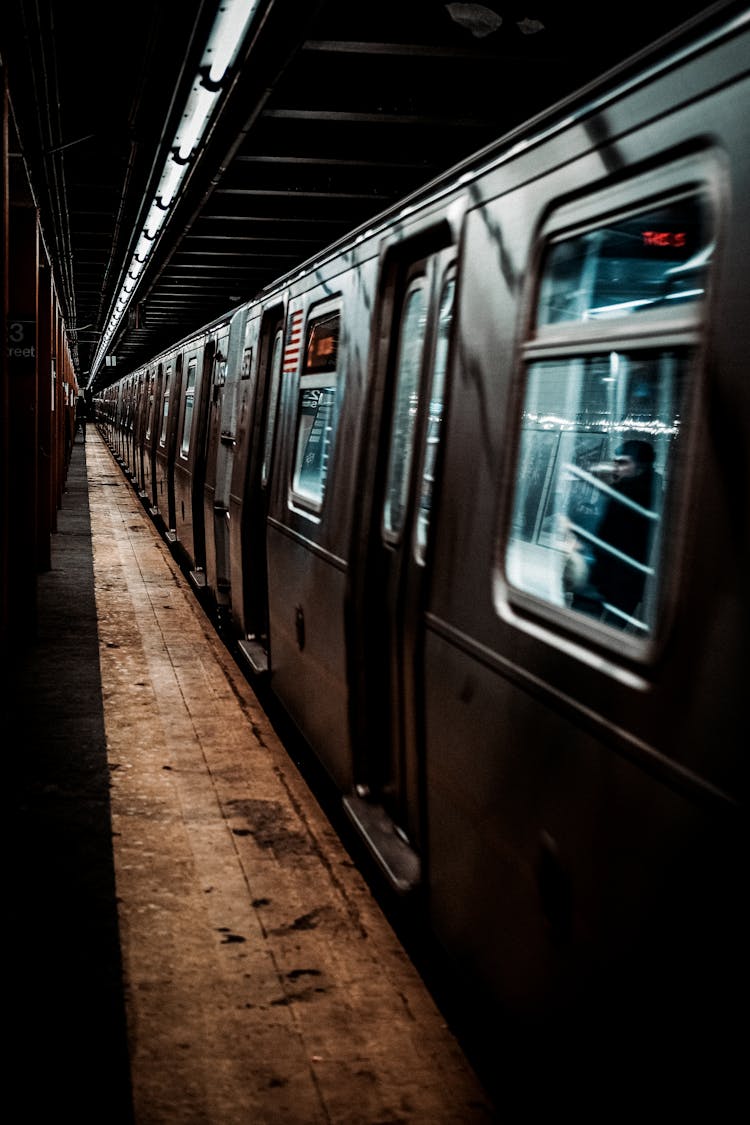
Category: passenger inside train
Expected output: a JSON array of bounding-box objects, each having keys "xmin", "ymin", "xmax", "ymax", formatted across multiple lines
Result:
[{"xmin": 567, "ymin": 439, "xmax": 662, "ymax": 623}]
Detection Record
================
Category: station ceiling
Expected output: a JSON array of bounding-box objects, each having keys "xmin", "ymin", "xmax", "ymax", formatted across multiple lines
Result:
[{"xmin": 2, "ymin": 1, "xmax": 722, "ymax": 392}]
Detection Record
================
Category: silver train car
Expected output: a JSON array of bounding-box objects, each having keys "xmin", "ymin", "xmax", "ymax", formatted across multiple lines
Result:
[{"xmin": 97, "ymin": 4, "xmax": 747, "ymax": 1102}]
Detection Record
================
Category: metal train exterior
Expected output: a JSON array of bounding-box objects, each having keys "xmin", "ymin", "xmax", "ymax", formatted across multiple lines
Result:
[{"xmin": 96, "ymin": 5, "xmax": 747, "ymax": 1092}]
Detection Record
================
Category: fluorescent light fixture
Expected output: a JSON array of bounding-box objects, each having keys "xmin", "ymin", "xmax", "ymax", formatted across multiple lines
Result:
[
  {"xmin": 88, "ymin": 0, "xmax": 261, "ymax": 384},
  {"xmin": 156, "ymin": 157, "xmax": 187, "ymax": 207},
  {"xmin": 204, "ymin": 0, "xmax": 261, "ymax": 84},
  {"xmin": 144, "ymin": 201, "xmax": 168, "ymax": 239},
  {"xmin": 174, "ymin": 84, "xmax": 218, "ymax": 162},
  {"xmin": 134, "ymin": 235, "xmax": 152, "ymax": 262}
]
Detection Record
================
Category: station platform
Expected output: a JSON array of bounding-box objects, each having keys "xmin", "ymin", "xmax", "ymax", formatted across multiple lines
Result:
[{"xmin": 7, "ymin": 427, "xmax": 498, "ymax": 1124}]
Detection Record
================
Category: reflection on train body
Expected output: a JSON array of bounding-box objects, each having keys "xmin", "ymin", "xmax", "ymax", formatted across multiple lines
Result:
[{"xmin": 96, "ymin": 5, "xmax": 747, "ymax": 1099}]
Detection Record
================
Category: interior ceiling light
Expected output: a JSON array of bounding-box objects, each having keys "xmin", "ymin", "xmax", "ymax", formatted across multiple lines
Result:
[{"xmin": 89, "ymin": 0, "xmax": 262, "ymax": 385}]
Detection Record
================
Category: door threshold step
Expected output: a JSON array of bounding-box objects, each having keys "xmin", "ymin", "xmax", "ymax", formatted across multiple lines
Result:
[
  {"xmin": 238, "ymin": 638, "xmax": 268, "ymax": 676},
  {"xmin": 342, "ymin": 794, "xmax": 420, "ymax": 895},
  {"xmin": 189, "ymin": 568, "xmax": 207, "ymax": 590}
]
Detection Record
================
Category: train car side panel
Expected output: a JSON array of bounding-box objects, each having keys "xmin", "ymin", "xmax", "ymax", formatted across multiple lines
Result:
[{"xmin": 420, "ymin": 32, "xmax": 747, "ymax": 1070}]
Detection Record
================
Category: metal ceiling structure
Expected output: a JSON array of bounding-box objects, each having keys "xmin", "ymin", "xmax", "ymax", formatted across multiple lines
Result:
[{"xmin": 2, "ymin": 1, "xmax": 720, "ymax": 393}]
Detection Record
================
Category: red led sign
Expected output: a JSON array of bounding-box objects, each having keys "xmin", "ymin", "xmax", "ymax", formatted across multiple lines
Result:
[{"xmin": 642, "ymin": 230, "xmax": 687, "ymax": 248}]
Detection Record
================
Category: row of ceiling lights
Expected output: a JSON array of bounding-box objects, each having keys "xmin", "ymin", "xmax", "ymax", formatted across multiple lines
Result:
[{"xmin": 88, "ymin": 0, "xmax": 261, "ymax": 386}]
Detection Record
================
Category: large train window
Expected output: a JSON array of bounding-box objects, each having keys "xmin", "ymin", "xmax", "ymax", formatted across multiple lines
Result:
[
  {"xmin": 505, "ymin": 185, "xmax": 712, "ymax": 641},
  {"xmin": 179, "ymin": 356, "xmax": 197, "ymax": 458},
  {"xmin": 291, "ymin": 305, "xmax": 340, "ymax": 511}
]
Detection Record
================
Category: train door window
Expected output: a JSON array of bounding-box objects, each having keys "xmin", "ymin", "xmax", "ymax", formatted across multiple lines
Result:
[
  {"xmin": 212, "ymin": 336, "xmax": 228, "ymax": 419},
  {"xmin": 214, "ymin": 343, "xmax": 227, "ymax": 386},
  {"xmin": 241, "ymin": 317, "xmax": 253, "ymax": 380},
  {"xmin": 415, "ymin": 272, "xmax": 455, "ymax": 562},
  {"xmin": 291, "ymin": 305, "xmax": 340, "ymax": 511},
  {"xmin": 383, "ymin": 279, "xmax": 428, "ymax": 541},
  {"xmin": 159, "ymin": 364, "xmax": 172, "ymax": 446},
  {"xmin": 504, "ymin": 182, "xmax": 713, "ymax": 642},
  {"xmin": 262, "ymin": 327, "xmax": 284, "ymax": 488},
  {"xmin": 145, "ymin": 372, "xmax": 155, "ymax": 441},
  {"xmin": 144, "ymin": 374, "xmax": 151, "ymax": 441},
  {"xmin": 180, "ymin": 356, "xmax": 197, "ymax": 458}
]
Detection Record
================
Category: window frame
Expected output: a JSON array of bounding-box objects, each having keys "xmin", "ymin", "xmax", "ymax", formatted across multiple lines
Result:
[
  {"xmin": 382, "ymin": 275, "xmax": 430, "ymax": 546},
  {"xmin": 497, "ymin": 157, "xmax": 721, "ymax": 663},
  {"xmin": 414, "ymin": 267, "xmax": 456, "ymax": 565},
  {"xmin": 159, "ymin": 363, "xmax": 172, "ymax": 447},
  {"xmin": 179, "ymin": 354, "xmax": 198, "ymax": 460},
  {"xmin": 288, "ymin": 298, "xmax": 343, "ymax": 516}
]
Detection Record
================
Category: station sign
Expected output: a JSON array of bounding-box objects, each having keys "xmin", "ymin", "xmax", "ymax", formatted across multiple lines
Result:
[{"xmin": 7, "ymin": 318, "xmax": 36, "ymax": 367}]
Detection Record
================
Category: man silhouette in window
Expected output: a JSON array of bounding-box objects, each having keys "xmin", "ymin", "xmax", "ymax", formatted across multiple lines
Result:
[{"xmin": 572, "ymin": 439, "xmax": 661, "ymax": 625}]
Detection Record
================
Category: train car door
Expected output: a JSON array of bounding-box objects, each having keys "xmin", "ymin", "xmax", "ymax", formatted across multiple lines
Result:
[
  {"xmin": 236, "ymin": 306, "xmax": 285, "ymax": 674},
  {"xmin": 142, "ymin": 366, "xmax": 158, "ymax": 511},
  {"xmin": 186, "ymin": 337, "xmax": 219, "ymax": 586},
  {"xmin": 200, "ymin": 325, "xmax": 231, "ymax": 603},
  {"xmin": 345, "ymin": 245, "xmax": 456, "ymax": 892},
  {"xmin": 134, "ymin": 369, "xmax": 150, "ymax": 497},
  {"xmin": 122, "ymin": 374, "xmax": 135, "ymax": 470},
  {"xmin": 159, "ymin": 356, "xmax": 183, "ymax": 541}
]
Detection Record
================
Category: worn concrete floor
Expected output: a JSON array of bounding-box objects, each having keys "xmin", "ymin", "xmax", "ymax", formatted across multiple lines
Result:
[{"xmin": 8, "ymin": 430, "xmax": 498, "ymax": 1124}]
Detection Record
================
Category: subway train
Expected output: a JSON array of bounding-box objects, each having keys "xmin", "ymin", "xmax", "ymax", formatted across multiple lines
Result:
[{"xmin": 96, "ymin": 4, "xmax": 747, "ymax": 1099}]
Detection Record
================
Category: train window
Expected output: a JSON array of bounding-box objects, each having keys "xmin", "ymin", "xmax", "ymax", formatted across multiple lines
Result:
[
  {"xmin": 384, "ymin": 280, "xmax": 428, "ymax": 541},
  {"xmin": 159, "ymin": 365, "xmax": 171, "ymax": 445},
  {"xmin": 261, "ymin": 328, "xmax": 284, "ymax": 488},
  {"xmin": 145, "ymin": 376, "xmax": 152, "ymax": 441},
  {"xmin": 214, "ymin": 346, "xmax": 227, "ymax": 385},
  {"xmin": 537, "ymin": 197, "xmax": 709, "ymax": 324},
  {"xmin": 180, "ymin": 357, "xmax": 197, "ymax": 458},
  {"xmin": 241, "ymin": 315, "xmax": 254, "ymax": 380},
  {"xmin": 506, "ymin": 188, "xmax": 711, "ymax": 640},
  {"xmin": 415, "ymin": 274, "xmax": 455, "ymax": 562},
  {"xmin": 291, "ymin": 308, "xmax": 340, "ymax": 509}
]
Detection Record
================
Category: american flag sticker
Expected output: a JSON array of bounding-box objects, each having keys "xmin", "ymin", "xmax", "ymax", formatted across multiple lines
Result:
[{"xmin": 283, "ymin": 310, "xmax": 303, "ymax": 374}]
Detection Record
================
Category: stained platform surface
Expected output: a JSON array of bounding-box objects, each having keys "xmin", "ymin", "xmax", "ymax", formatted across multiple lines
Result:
[{"xmin": 8, "ymin": 429, "xmax": 497, "ymax": 1124}]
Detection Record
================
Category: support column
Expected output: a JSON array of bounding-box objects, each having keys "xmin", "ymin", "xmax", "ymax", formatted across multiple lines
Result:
[{"xmin": 6, "ymin": 139, "xmax": 39, "ymax": 633}]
